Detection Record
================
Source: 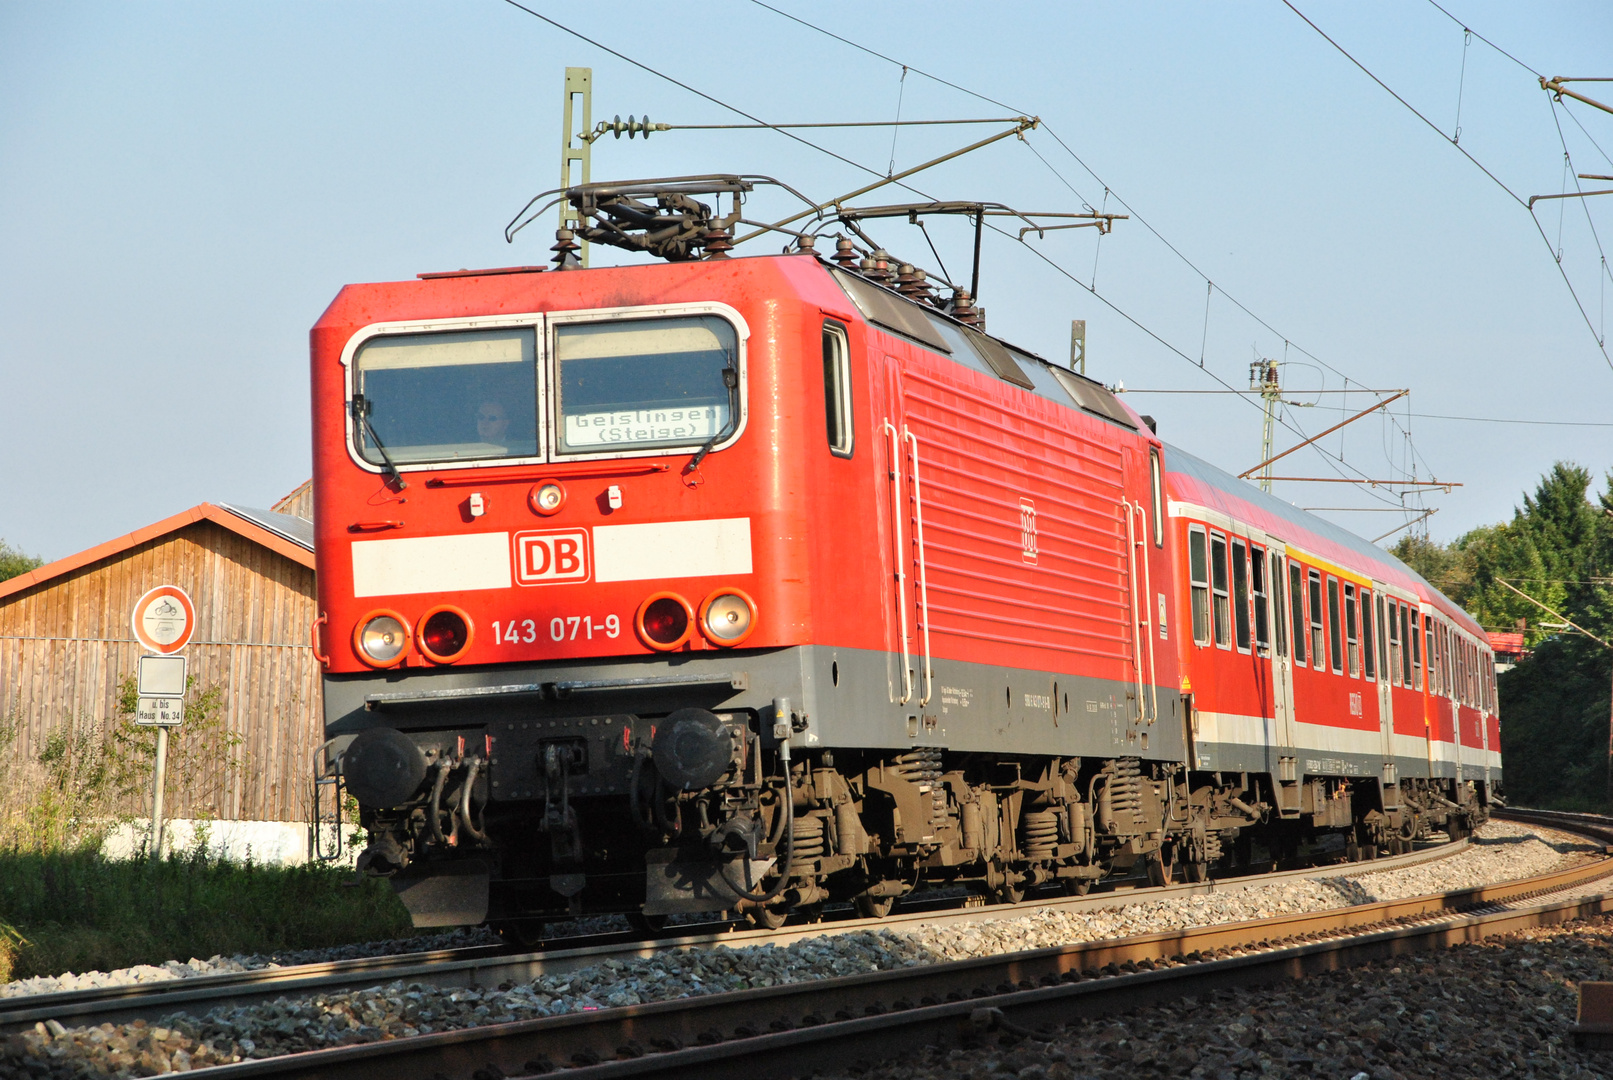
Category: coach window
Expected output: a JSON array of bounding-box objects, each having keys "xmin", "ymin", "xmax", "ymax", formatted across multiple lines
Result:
[
  {"xmin": 1149, "ymin": 449, "xmax": 1164, "ymax": 547},
  {"xmin": 1399, "ymin": 605, "xmax": 1413, "ymax": 687},
  {"xmin": 1387, "ymin": 600, "xmax": 1402, "ymax": 686},
  {"xmin": 1308, "ymin": 569, "xmax": 1325, "ymax": 670},
  {"xmin": 822, "ymin": 321, "xmax": 853, "ymax": 457},
  {"xmin": 1210, "ymin": 533, "xmax": 1232, "ymax": 648},
  {"xmin": 1288, "ymin": 561, "xmax": 1307, "ymax": 665},
  {"xmin": 553, "ymin": 314, "xmax": 740, "ymax": 454},
  {"xmin": 1188, "ymin": 526, "xmax": 1211, "ymax": 646},
  {"xmin": 1453, "ymin": 631, "xmax": 1462, "ymax": 699},
  {"xmin": 1411, "ymin": 613, "xmax": 1424, "ymax": 691},
  {"xmin": 351, "ymin": 328, "xmax": 538, "ymax": 466},
  {"xmin": 1231, "ymin": 539, "xmax": 1252, "ymax": 652},
  {"xmin": 1442, "ymin": 626, "xmax": 1453, "ymax": 697},
  {"xmin": 1439, "ymin": 625, "xmax": 1449, "ymax": 697},
  {"xmin": 1326, "ymin": 577, "xmax": 1344, "ymax": 674},
  {"xmin": 1467, "ymin": 640, "xmax": 1476, "ymax": 706},
  {"xmin": 1343, "ymin": 584, "xmax": 1361, "ymax": 677},
  {"xmin": 1359, "ymin": 589, "xmax": 1376, "ymax": 679},
  {"xmin": 1251, "ymin": 547, "xmax": 1271, "ymax": 654}
]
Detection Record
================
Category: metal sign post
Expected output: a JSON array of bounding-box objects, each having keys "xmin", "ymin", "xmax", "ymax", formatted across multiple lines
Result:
[{"xmin": 134, "ymin": 602, "xmax": 192, "ymax": 860}]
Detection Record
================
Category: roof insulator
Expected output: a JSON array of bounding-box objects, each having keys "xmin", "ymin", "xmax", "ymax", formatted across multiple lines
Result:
[
  {"xmin": 551, "ymin": 228, "xmax": 581, "ymax": 270},
  {"xmin": 867, "ymin": 249, "xmax": 894, "ymax": 286},
  {"xmin": 948, "ymin": 288, "xmax": 981, "ymax": 326},
  {"xmin": 702, "ymin": 225, "xmax": 734, "ymax": 259}
]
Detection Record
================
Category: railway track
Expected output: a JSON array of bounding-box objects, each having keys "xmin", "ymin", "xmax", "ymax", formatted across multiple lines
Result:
[
  {"xmin": 0, "ymin": 829, "xmax": 1468, "ymax": 1038},
  {"xmin": 9, "ymin": 809, "xmax": 1597, "ymax": 1080}
]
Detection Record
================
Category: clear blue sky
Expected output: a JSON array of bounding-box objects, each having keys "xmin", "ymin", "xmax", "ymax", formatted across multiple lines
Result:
[{"xmin": 2, "ymin": 1, "xmax": 1609, "ymax": 562}]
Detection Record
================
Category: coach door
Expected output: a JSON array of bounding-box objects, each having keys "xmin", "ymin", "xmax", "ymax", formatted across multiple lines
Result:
[
  {"xmin": 1266, "ymin": 548, "xmax": 1296, "ymax": 751},
  {"xmin": 1371, "ymin": 589, "xmax": 1395, "ymax": 773}
]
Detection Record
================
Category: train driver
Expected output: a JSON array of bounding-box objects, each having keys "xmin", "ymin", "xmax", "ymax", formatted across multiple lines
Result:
[{"xmin": 476, "ymin": 400, "xmax": 511, "ymax": 450}]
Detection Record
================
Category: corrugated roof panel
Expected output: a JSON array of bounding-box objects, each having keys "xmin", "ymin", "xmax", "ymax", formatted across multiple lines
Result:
[{"xmin": 219, "ymin": 504, "xmax": 314, "ymax": 553}]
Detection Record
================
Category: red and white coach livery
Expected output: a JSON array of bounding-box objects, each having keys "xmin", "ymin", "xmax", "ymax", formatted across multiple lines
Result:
[{"xmin": 309, "ymin": 177, "xmax": 1495, "ymax": 935}]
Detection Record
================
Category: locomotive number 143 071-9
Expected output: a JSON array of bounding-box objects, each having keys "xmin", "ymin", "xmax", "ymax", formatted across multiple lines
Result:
[{"xmin": 491, "ymin": 614, "xmax": 622, "ymax": 644}]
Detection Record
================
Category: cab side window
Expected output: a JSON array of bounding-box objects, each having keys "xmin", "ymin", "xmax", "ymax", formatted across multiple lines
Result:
[{"xmin": 822, "ymin": 321, "xmax": 853, "ymax": 457}]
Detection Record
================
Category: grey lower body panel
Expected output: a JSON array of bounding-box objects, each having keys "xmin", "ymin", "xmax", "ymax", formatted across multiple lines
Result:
[{"xmin": 323, "ymin": 644, "xmax": 1183, "ymax": 764}]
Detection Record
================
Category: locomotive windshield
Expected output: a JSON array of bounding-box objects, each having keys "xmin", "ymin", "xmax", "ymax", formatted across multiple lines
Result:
[
  {"xmin": 553, "ymin": 315, "xmax": 737, "ymax": 453},
  {"xmin": 352, "ymin": 328, "xmax": 538, "ymax": 465}
]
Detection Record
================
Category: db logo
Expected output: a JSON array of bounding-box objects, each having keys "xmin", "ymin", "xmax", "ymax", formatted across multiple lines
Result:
[{"xmin": 513, "ymin": 529, "xmax": 590, "ymax": 585}]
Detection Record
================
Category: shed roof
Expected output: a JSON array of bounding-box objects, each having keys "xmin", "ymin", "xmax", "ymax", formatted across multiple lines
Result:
[{"xmin": 0, "ymin": 503, "xmax": 316, "ymax": 603}]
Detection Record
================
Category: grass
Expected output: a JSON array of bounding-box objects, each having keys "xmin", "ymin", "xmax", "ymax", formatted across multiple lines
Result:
[
  {"xmin": 0, "ymin": 679, "xmax": 416, "ymax": 983},
  {"xmin": 0, "ymin": 847, "xmax": 417, "ymax": 982}
]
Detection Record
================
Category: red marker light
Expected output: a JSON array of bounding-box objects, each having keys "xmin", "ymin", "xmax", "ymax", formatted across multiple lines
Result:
[{"xmin": 417, "ymin": 606, "xmax": 473, "ymax": 663}]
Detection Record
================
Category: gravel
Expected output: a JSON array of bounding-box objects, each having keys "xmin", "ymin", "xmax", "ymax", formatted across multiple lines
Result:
[
  {"xmin": 812, "ymin": 916, "xmax": 1613, "ymax": 1079},
  {"xmin": 0, "ymin": 821, "xmax": 1600, "ymax": 1077},
  {"xmin": 0, "ymin": 927, "xmax": 499, "ymax": 1001}
]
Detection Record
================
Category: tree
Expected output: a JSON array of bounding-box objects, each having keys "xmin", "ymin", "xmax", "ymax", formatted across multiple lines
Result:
[
  {"xmin": 1490, "ymin": 465, "xmax": 1613, "ymax": 810},
  {"xmin": 0, "ymin": 540, "xmax": 44, "ymax": 583}
]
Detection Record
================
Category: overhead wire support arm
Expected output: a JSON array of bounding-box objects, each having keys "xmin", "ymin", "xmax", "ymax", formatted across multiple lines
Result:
[
  {"xmin": 732, "ymin": 118, "xmax": 1040, "ymax": 246},
  {"xmin": 580, "ymin": 116, "xmax": 1029, "ymax": 142},
  {"xmin": 1238, "ymin": 389, "xmax": 1410, "ymax": 479},
  {"xmin": 1528, "ymin": 189, "xmax": 1613, "ymax": 208},
  {"xmin": 1262, "ymin": 477, "xmax": 1462, "ymax": 491},
  {"xmin": 1540, "ymin": 77, "xmax": 1613, "ymax": 119},
  {"xmin": 1372, "ymin": 509, "xmax": 1438, "ymax": 544}
]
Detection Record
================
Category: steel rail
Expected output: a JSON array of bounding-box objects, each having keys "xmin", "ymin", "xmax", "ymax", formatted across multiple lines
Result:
[
  {"xmin": 0, "ymin": 833, "xmax": 1469, "ymax": 1035},
  {"xmin": 143, "ymin": 809, "xmax": 1608, "ymax": 1079}
]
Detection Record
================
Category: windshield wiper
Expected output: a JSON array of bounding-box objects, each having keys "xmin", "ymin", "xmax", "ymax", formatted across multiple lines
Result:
[
  {"xmin": 684, "ymin": 363, "xmax": 740, "ymax": 475},
  {"xmin": 352, "ymin": 395, "xmax": 407, "ymax": 490}
]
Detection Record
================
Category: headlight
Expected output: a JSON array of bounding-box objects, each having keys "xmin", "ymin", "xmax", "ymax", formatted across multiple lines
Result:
[
  {"xmin": 418, "ymin": 605, "xmax": 472, "ymax": 663},
  {"xmin": 636, "ymin": 592, "xmax": 693, "ymax": 651},
  {"xmin": 355, "ymin": 611, "xmax": 410, "ymax": 667},
  {"xmin": 529, "ymin": 480, "xmax": 566, "ymax": 516},
  {"xmin": 699, "ymin": 589, "xmax": 757, "ymax": 646}
]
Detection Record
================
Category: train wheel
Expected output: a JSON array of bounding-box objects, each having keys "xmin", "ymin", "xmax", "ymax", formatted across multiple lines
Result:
[
  {"xmin": 854, "ymin": 893, "xmax": 896, "ymax": 919},
  {"xmin": 1061, "ymin": 877, "xmax": 1092, "ymax": 896},
  {"xmin": 997, "ymin": 881, "xmax": 1026, "ymax": 905},
  {"xmin": 1145, "ymin": 849, "xmax": 1175, "ymax": 887},
  {"xmin": 744, "ymin": 903, "xmax": 789, "ymax": 930},
  {"xmin": 1345, "ymin": 838, "xmax": 1361, "ymax": 862}
]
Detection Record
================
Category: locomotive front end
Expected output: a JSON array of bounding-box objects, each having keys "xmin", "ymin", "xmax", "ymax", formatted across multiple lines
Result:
[{"xmin": 310, "ymin": 262, "xmax": 820, "ymax": 934}]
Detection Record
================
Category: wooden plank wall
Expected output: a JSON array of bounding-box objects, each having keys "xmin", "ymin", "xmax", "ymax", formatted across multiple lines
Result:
[
  {"xmin": 0, "ymin": 521, "xmax": 321, "ymax": 822},
  {"xmin": 271, "ymin": 481, "xmax": 314, "ymax": 522}
]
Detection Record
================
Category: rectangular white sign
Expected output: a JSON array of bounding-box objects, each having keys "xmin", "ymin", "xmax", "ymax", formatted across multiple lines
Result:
[
  {"xmin": 137, "ymin": 654, "xmax": 187, "ymax": 696},
  {"xmin": 592, "ymin": 518, "xmax": 752, "ymax": 583},
  {"xmin": 136, "ymin": 696, "xmax": 184, "ymax": 727},
  {"xmin": 351, "ymin": 532, "xmax": 512, "ymax": 598}
]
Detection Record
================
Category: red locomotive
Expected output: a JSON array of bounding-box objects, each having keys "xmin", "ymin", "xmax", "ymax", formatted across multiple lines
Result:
[{"xmin": 309, "ymin": 178, "xmax": 1496, "ymax": 934}]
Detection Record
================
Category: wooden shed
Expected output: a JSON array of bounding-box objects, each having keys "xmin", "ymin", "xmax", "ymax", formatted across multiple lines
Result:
[{"xmin": 0, "ymin": 490, "xmax": 320, "ymax": 823}]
